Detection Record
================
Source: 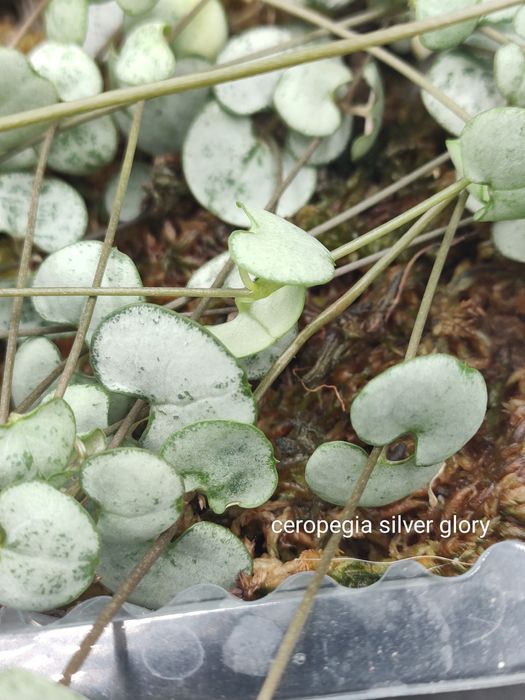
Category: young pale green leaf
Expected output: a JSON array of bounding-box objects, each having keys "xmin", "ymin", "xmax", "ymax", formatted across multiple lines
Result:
[
  {"xmin": 12, "ymin": 338, "xmax": 61, "ymax": 408},
  {"xmin": 116, "ymin": 21, "xmax": 175, "ymax": 86},
  {"xmin": 29, "ymin": 42, "xmax": 103, "ymax": 101},
  {"xmin": 48, "ymin": 116, "xmax": 118, "ymax": 176},
  {"xmin": 415, "ymin": 0, "xmax": 481, "ymax": 51},
  {"xmin": 45, "ymin": 0, "xmax": 89, "ymax": 45},
  {"xmin": 0, "ymin": 669, "xmax": 88, "ymax": 700},
  {"xmin": 0, "ymin": 399, "xmax": 75, "ymax": 489},
  {"xmin": 208, "ymin": 285, "xmax": 305, "ymax": 358},
  {"xmin": 214, "ymin": 26, "xmax": 294, "ymax": 115},
  {"xmin": 81, "ymin": 447, "xmax": 184, "ymax": 542},
  {"xmin": 239, "ymin": 325, "xmax": 297, "ymax": 380},
  {"xmin": 229, "ymin": 203, "xmax": 334, "ymax": 287},
  {"xmin": 43, "ymin": 384, "xmax": 109, "ymax": 437},
  {"xmin": 118, "ymin": 0, "xmax": 159, "ymax": 14},
  {"xmin": 0, "ymin": 49, "xmax": 58, "ymax": 153},
  {"xmin": 0, "ymin": 173, "xmax": 87, "ymax": 253},
  {"xmin": 422, "ymin": 50, "xmax": 503, "ymax": 136},
  {"xmin": 161, "ymin": 420, "xmax": 277, "ymax": 513},
  {"xmin": 104, "ymin": 162, "xmax": 152, "ymax": 222},
  {"xmin": 90, "ymin": 303, "xmax": 257, "ymax": 450},
  {"xmin": 494, "ymin": 43, "xmax": 525, "ymax": 107},
  {"xmin": 459, "ymin": 107, "xmax": 525, "ymax": 191},
  {"xmin": 0, "ymin": 482, "xmax": 99, "ymax": 611},
  {"xmin": 286, "ymin": 115, "xmax": 353, "ymax": 166},
  {"xmin": 187, "ymin": 251, "xmax": 243, "ymax": 289},
  {"xmin": 351, "ymin": 61, "xmax": 384, "ymax": 161},
  {"xmin": 114, "ymin": 58, "xmax": 210, "ymax": 155},
  {"xmin": 350, "ymin": 354, "xmax": 487, "ymax": 466},
  {"xmin": 274, "ymin": 59, "xmax": 352, "ymax": 137},
  {"xmin": 98, "ymin": 521, "xmax": 251, "ymax": 608},
  {"xmin": 305, "ymin": 441, "xmax": 443, "ymax": 507},
  {"xmin": 32, "ymin": 240, "xmax": 144, "ymax": 343},
  {"xmin": 492, "ymin": 219, "xmax": 525, "ymax": 262}
]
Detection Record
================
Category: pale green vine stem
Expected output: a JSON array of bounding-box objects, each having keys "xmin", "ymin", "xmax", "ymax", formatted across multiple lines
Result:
[
  {"xmin": 260, "ymin": 0, "xmax": 471, "ymax": 122},
  {"xmin": 0, "ymin": 125, "xmax": 56, "ymax": 423},
  {"xmin": 54, "ymin": 102, "xmax": 145, "ymax": 399},
  {"xmin": 0, "ymin": 286, "xmax": 252, "ymax": 299},
  {"xmin": 256, "ymin": 192, "xmax": 467, "ymax": 700},
  {"xmin": 0, "ymin": 0, "xmax": 519, "ymax": 134}
]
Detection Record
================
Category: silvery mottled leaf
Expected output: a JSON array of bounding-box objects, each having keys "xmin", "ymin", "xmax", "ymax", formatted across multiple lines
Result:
[
  {"xmin": 29, "ymin": 42, "xmax": 103, "ymax": 101},
  {"xmin": 351, "ymin": 61, "xmax": 384, "ymax": 161},
  {"xmin": 208, "ymin": 285, "xmax": 305, "ymax": 358},
  {"xmin": 494, "ymin": 43, "xmax": 525, "ymax": 107},
  {"xmin": 116, "ymin": 21, "xmax": 175, "ymax": 86},
  {"xmin": 12, "ymin": 337, "xmax": 61, "ymax": 408},
  {"xmin": 422, "ymin": 50, "xmax": 503, "ymax": 136},
  {"xmin": 492, "ymin": 219, "xmax": 525, "ymax": 262},
  {"xmin": 415, "ymin": 0, "xmax": 480, "ymax": 51},
  {"xmin": 286, "ymin": 115, "xmax": 353, "ymax": 166},
  {"xmin": 161, "ymin": 421, "xmax": 277, "ymax": 513},
  {"xmin": 43, "ymin": 384, "xmax": 109, "ymax": 437},
  {"xmin": 0, "ymin": 147, "xmax": 38, "ymax": 173},
  {"xmin": 0, "ymin": 399, "xmax": 75, "ymax": 489},
  {"xmin": 274, "ymin": 59, "xmax": 352, "ymax": 137},
  {"xmin": 98, "ymin": 521, "xmax": 251, "ymax": 608},
  {"xmin": 48, "ymin": 116, "xmax": 118, "ymax": 176},
  {"xmin": 104, "ymin": 162, "xmax": 152, "ymax": 222},
  {"xmin": 81, "ymin": 447, "xmax": 184, "ymax": 542},
  {"xmin": 187, "ymin": 251, "xmax": 243, "ymax": 288},
  {"xmin": 45, "ymin": 0, "xmax": 89, "ymax": 45},
  {"xmin": 83, "ymin": 1, "xmax": 125, "ymax": 57},
  {"xmin": 0, "ymin": 173, "xmax": 88, "ymax": 253},
  {"xmin": 0, "ymin": 49, "xmax": 58, "ymax": 153},
  {"xmin": 305, "ymin": 441, "xmax": 442, "ymax": 507},
  {"xmin": 229, "ymin": 203, "xmax": 334, "ymax": 286},
  {"xmin": 214, "ymin": 26, "xmax": 294, "ymax": 115},
  {"xmin": 0, "ymin": 482, "xmax": 99, "ymax": 611},
  {"xmin": 31, "ymin": 240, "xmax": 143, "ymax": 342},
  {"xmin": 277, "ymin": 152, "xmax": 317, "ymax": 219},
  {"xmin": 350, "ymin": 354, "xmax": 487, "ymax": 466},
  {"xmin": 239, "ymin": 325, "xmax": 297, "ymax": 380},
  {"xmin": 0, "ymin": 669, "xmax": 89, "ymax": 699},
  {"xmin": 0, "ymin": 278, "xmax": 50, "ymax": 335},
  {"xmin": 90, "ymin": 303, "xmax": 256, "ymax": 450}
]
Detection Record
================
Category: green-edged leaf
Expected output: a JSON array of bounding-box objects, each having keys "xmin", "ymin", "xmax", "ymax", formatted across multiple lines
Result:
[
  {"xmin": 494, "ymin": 43, "xmax": 525, "ymax": 107},
  {"xmin": 286, "ymin": 115, "xmax": 353, "ymax": 166},
  {"xmin": 114, "ymin": 58, "xmax": 210, "ymax": 155},
  {"xmin": 214, "ymin": 26, "xmax": 294, "ymax": 115},
  {"xmin": 229, "ymin": 203, "xmax": 334, "ymax": 286},
  {"xmin": 0, "ymin": 482, "xmax": 99, "ymax": 610},
  {"xmin": 104, "ymin": 161, "xmax": 152, "ymax": 222},
  {"xmin": 45, "ymin": 0, "xmax": 88, "ymax": 45},
  {"xmin": 81, "ymin": 447, "xmax": 184, "ymax": 542},
  {"xmin": 90, "ymin": 303, "xmax": 257, "ymax": 450},
  {"xmin": 32, "ymin": 240, "xmax": 144, "ymax": 342},
  {"xmin": 12, "ymin": 338, "xmax": 61, "ymax": 408},
  {"xmin": 116, "ymin": 21, "xmax": 175, "ymax": 86},
  {"xmin": 240, "ymin": 325, "xmax": 297, "ymax": 380},
  {"xmin": 351, "ymin": 61, "xmax": 384, "ymax": 161},
  {"xmin": 187, "ymin": 251, "xmax": 243, "ymax": 288},
  {"xmin": 0, "ymin": 49, "xmax": 57, "ymax": 154},
  {"xmin": 48, "ymin": 116, "xmax": 118, "ymax": 176},
  {"xmin": 0, "ymin": 399, "xmax": 75, "ymax": 489},
  {"xmin": 118, "ymin": 0, "xmax": 159, "ymax": 14},
  {"xmin": 274, "ymin": 59, "xmax": 352, "ymax": 137},
  {"xmin": 0, "ymin": 173, "xmax": 88, "ymax": 253},
  {"xmin": 415, "ymin": 0, "xmax": 481, "ymax": 51},
  {"xmin": 161, "ymin": 420, "xmax": 277, "ymax": 513},
  {"xmin": 208, "ymin": 285, "xmax": 305, "ymax": 358},
  {"xmin": 350, "ymin": 354, "xmax": 487, "ymax": 466},
  {"xmin": 305, "ymin": 441, "xmax": 442, "ymax": 507},
  {"xmin": 98, "ymin": 521, "xmax": 251, "ymax": 608},
  {"xmin": 422, "ymin": 50, "xmax": 503, "ymax": 137},
  {"xmin": 459, "ymin": 107, "xmax": 525, "ymax": 190},
  {"xmin": 0, "ymin": 669, "xmax": 88, "ymax": 699},
  {"xmin": 43, "ymin": 384, "xmax": 109, "ymax": 437},
  {"xmin": 182, "ymin": 100, "xmax": 278, "ymax": 226},
  {"xmin": 492, "ymin": 219, "xmax": 525, "ymax": 262},
  {"xmin": 29, "ymin": 42, "xmax": 102, "ymax": 101}
]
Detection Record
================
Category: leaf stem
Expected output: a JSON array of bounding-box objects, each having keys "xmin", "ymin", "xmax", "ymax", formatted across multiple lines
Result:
[
  {"xmin": 0, "ymin": 124, "xmax": 56, "ymax": 423},
  {"xmin": 0, "ymin": 286, "xmax": 253, "ymax": 299},
  {"xmin": 0, "ymin": 0, "xmax": 519, "ymax": 134}
]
